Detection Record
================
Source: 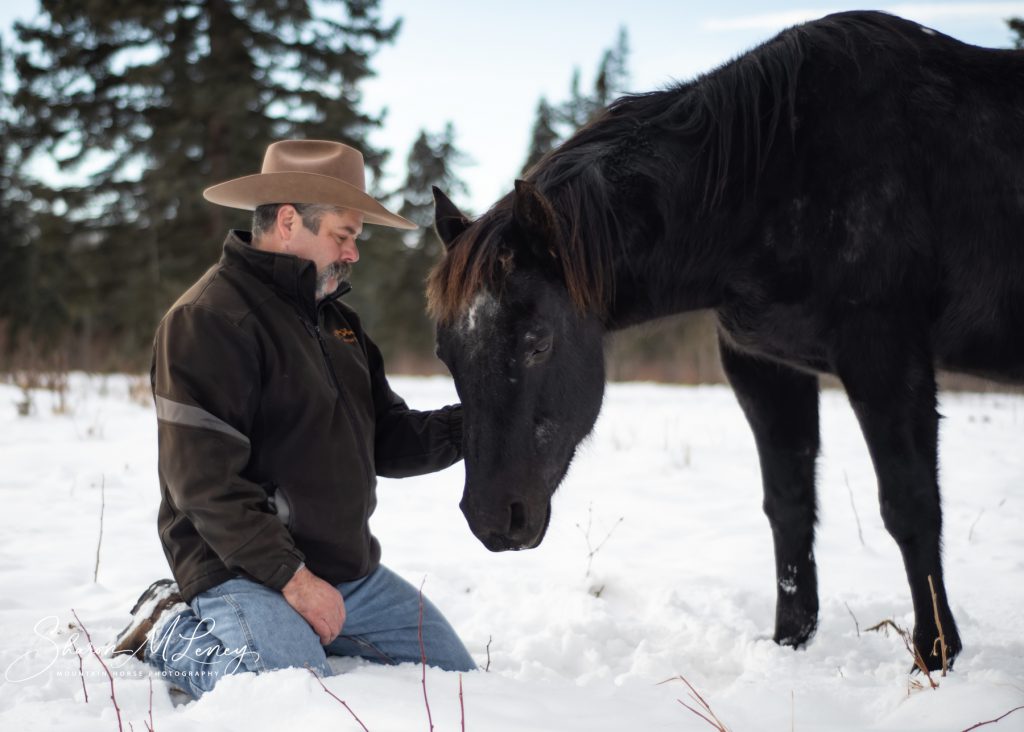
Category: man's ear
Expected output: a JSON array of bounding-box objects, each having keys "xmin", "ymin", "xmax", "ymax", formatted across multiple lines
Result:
[
  {"xmin": 433, "ymin": 186, "xmax": 470, "ymax": 250},
  {"xmin": 512, "ymin": 179, "xmax": 558, "ymax": 259},
  {"xmin": 276, "ymin": 203, "xmax": 300, "ymax": 240}
]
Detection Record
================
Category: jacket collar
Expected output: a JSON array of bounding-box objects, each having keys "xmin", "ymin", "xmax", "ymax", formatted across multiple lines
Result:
[{"xmin": 221, "ymin": 229, "xmax": 322, "ymax": 317}]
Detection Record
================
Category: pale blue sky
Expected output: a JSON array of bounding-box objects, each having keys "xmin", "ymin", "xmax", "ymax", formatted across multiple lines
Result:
[{"xmin": 4, "ymin": 1, "xmax": 1024, "ymax": 212}]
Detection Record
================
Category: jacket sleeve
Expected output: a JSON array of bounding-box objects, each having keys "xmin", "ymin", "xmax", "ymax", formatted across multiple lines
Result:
[
  {"xmin": 364, "ymin": 334, "xmax": 464, "ymax": 479},
  {"xmin": 153, "ymin": 304, "xmax": 304, "ymax": 591}
]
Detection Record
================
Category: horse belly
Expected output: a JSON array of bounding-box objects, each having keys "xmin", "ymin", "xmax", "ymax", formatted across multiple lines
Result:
[{"xmin": 933, "ymin": 298, "xmax": 1024, "ymax": 383}]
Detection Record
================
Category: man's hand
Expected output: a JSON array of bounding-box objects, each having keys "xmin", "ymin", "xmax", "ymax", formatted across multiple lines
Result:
[{"xmin": 282, "ymin": 565, "xmax": 346, "ymax": 644}]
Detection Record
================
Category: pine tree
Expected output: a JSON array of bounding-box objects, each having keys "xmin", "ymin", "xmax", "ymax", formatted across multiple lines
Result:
[
  {"xmin": 0, "ymin": 37, "xmax": 35, "ymax": 359},
  {"xmin": 520, "ymin": 27, "xmax": 631, "ymax": 174},
  {"xmin": 11, "ymin": 0, "xmax": 399, "ymax": 367},
  {"xmin": 1010, "ymin": 17, "xmax": 1024, "ymax": 48},
  {"xmin": 521, "ymin": 97, "xmax": 560, "ymax": 175},
  {"xmin": 351, "ymin": 123, "xmax": 467, "ymax": 370},
  {"xmin": 593, "ymin": 26, "xmax": 630, "ymax": 109}
]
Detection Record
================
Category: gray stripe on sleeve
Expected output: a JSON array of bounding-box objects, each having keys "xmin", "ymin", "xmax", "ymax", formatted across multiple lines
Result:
[{"xmin": 154, "ymin": 395, "xmax": 251, "ymax": 446}]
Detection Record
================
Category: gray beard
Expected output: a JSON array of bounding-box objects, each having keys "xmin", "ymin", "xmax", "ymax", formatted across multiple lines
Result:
[{"xmin": 315, "ymin": 261, "xmax": 352, "ymax": 301}]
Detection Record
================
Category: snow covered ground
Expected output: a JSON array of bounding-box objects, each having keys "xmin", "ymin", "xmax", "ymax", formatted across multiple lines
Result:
[{"xmin": 0, "ymin": 374, "xmax": 1021, "ymax": 731}]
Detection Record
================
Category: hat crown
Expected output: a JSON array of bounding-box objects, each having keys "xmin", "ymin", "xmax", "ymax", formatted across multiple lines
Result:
[{"xmin": 261, "ymin": 140, "xmax": 365, "ymax": 193}]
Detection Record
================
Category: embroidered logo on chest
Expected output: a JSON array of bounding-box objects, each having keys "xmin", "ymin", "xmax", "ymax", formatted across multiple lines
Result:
[{"xmin": 333, "ymin": 328, "xmax": 357, "ymax": 344}]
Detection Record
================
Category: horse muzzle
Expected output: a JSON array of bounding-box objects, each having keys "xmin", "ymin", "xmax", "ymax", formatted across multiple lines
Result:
[{"xmin": 460, "ymin": 492, "xmax": 551, "ymax": 552}]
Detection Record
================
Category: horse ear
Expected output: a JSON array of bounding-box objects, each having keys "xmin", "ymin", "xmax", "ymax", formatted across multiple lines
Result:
[
  {"xmin": 512, "ymin": 179, "xmax": 558, "ymax": 257},
  {"xmin": 433, "ymin": 186, "xmax": 470, "ymax": 250}
]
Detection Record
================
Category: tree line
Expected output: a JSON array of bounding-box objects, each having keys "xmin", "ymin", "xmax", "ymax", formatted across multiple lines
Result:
[{"xmin": 1, "ymin": 6, "xmax": 1021, "ymax": 385}]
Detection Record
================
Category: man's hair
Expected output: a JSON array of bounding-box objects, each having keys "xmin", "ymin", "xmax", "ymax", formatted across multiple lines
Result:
[{"xmin": 252, "ymin": 203, "xmax": 345, "ymax": 240}]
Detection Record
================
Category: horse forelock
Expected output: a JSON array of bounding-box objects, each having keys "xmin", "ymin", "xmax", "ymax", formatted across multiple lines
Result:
[{"xmin": 427, "ymin": 186, "xmax": 612, "ymax": 325}]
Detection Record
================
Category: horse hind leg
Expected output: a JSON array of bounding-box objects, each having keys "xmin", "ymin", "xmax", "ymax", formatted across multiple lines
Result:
[
  {"xmin": 720, "ymin": 339, "xmax": 821, "ymax": 648},
  {"xmin": 835, "ymin": 314, "xmax": 962, "ymax": 671}
]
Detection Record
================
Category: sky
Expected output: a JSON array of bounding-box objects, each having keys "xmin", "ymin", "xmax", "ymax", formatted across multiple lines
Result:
[{"xmin": 3, "ymin": 1, "xmax": 1024, "ymax": 213}]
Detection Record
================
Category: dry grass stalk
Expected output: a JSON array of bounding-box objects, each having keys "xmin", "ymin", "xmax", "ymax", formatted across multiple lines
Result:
[
  {"xmin": 658, "ymin": 674, "xmax": 731, "ymax": 732},
  {"xmin": 845, "ymin": 601, "xmax": 861, "ymax": 637},
  {"xmin": 459, "ymin": 673, "xmax": 466, "ymax": 732},
  {"xmin": 70, "ymin": 635, "xmax": 89, "ymax": 702},
  {"xmin": 960, "ymin": 705, "xmax": 1024, "ymax": 731},
  {"xmin": 305, "ymin": 666, "xmax": 370, "ymax": 732},
  {"xmin": 144, "ymin": 676, "xmax": 154, "ymax": 732},
  {"xmin": 94, "ymin": 475, "xmax": 105, "ymax": 583},
  {"xmin": 844, "ymin": 472, "xmax": 866, "ymax": 547},
  {"xmin": 575, "ymin": 502, "xmax": 624, "ymax": 578},
  {"xmin": 865, "ymin": 619, "xmax": 938, "ymax": 689},
  {"xmin": 418, "ymin": 577, "xmax": 434, "ymax": 732},
  {"xmin": 71, "ymin": 608, "xmax": 124, "ymax": 731},
  {"xmin": 927, "ymin": 574, "xmax": 949, "ymax": 676}
]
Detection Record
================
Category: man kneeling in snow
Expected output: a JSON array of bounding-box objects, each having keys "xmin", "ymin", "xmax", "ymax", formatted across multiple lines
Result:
[{"xmin": 110, "ymin": 140, "xmax": 474, "ymax": 699}]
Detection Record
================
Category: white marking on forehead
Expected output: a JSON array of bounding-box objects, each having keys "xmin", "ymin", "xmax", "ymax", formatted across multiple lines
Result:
[{"xmin": 462, "ymin": 290, "xmax": 497, "ymax": 334}]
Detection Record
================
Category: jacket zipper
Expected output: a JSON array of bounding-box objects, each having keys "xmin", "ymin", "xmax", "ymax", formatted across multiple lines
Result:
[{"xmin": 299, "ymin": 283, "xmax": 374, "ymax": 486}]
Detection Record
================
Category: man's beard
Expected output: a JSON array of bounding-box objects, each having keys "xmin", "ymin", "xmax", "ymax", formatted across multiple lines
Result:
[{"xmin": 315, "ymin": 261, "xmax": 352, "ymax": 301}]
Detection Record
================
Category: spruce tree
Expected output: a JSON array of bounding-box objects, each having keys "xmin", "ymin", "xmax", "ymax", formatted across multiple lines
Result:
[
  {"xmin": 352, "ymin": 123, "xmax": 467, "ymax": 370},
  {"xmin": 521, "ymin": 97, "xmax": 560, "ymax": 175},
  {"xmin": 11, "ymin": 0, "xmax": 399, "ymax": 367},
  {"xmin": 520, "ymin": 27, "xmax": 631, "ymax": 174},
  {"xmin": 1010, "ymin": 17, "xmax": 1024, "ymax": 48}
]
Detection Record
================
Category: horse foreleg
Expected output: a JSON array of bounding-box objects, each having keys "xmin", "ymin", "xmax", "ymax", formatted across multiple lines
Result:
[
  {"xmin": 835, "ymin": 315, "xmax": 962, "ymax": 671},
  {"xmin": 720, "ymin": 338, "xmax": 821, "ymax": 648}
]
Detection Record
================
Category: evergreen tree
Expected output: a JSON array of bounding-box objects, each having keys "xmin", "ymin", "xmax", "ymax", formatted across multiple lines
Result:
[
  {"xmin": 521, "ymin": 97, "xmax": 560, "ymax": 175},
  {"xmin": 520, "ymin": 27, "xmax": 631, "ymax": 174},
  {"xmin": 593, "ymin": 26, "xmax": 630, "ymax": 109},
  {"xmin": 351, "ymin": 123, "xmax": 467, "ymax": 369},
  {"xmin": 0, "ymin": 37, "xmax": 34, "ymax": 359},
  {"xmin": 11, "ymin": 0, "xmax": 399, "ymax": 367},
  {"xmin": 1010, "ymin": 17, "xmax": 1024, "ymax": 48}
]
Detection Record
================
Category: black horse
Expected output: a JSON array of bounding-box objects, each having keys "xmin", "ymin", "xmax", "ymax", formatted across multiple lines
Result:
[{"xmin": 427, "ymin": 11, "xmax": 1024, "ymax": 670}]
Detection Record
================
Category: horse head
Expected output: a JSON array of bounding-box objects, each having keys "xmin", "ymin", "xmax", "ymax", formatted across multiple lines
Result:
[{"xmin": 429, "ymin": 183, "xmax": 606, "ymax": 551}]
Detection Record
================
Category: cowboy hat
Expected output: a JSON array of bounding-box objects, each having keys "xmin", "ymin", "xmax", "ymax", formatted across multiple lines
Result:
[{"xmin": 203, "ymin": 139, "xmax": 416, "ymax": 230}]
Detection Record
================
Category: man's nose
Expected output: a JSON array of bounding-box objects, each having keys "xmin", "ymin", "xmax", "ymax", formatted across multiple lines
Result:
[{"xmin": 341, "ymin": 241, "xmax": 359, "ymax": 263}]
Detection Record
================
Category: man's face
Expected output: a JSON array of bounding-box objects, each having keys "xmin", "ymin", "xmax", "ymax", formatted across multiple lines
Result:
[{"xmin": 282, "ymin": 207, "xmax": 364, "ymax": 299}]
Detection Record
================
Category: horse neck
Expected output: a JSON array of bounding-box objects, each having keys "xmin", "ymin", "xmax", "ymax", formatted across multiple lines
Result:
[{"xmin": 569, "ymin": 152, "xmax": 742, "ymax": 332}]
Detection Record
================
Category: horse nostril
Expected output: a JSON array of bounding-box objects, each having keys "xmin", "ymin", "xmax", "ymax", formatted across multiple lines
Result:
[{"xmin": 509, "ymin": 502, "xmax": 527, "ymax": 534}]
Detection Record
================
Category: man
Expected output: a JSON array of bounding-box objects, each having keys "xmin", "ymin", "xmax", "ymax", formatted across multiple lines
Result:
[{"xmin": 111, "ymin": 140, "xmax": 475, "ymax": 699}]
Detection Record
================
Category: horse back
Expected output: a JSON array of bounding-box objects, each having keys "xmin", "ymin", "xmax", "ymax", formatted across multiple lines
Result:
[{"xmin": 736, "ymin": 12, "xmax": 1024, "ymax": 382}]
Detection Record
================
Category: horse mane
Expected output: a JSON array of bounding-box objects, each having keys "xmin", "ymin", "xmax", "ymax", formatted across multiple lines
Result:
[{"xmin": 427, "ymin": 11, "xmax": 915, "ymax": 324}]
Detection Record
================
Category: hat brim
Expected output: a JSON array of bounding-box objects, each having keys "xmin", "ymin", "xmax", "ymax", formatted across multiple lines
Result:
[{"xmin": 203, "ymin": 171, "xmax": 417, "ymax": 230}]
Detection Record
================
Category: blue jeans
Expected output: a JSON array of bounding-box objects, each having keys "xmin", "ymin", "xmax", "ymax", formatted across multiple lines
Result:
[{"xmin": 143, "ymin": 566, "xmax": 475, "ymax": 699}]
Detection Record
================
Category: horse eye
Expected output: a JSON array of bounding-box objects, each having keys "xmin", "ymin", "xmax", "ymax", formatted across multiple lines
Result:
[{"xmin": 525, "ymin": 334, "xmax": 553, "ymax": 365}]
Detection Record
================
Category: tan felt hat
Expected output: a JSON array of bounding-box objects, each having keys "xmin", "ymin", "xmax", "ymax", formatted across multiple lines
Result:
[{"xmin": 203, "ymin": 139, "xmax": 416, "ymax": 230}]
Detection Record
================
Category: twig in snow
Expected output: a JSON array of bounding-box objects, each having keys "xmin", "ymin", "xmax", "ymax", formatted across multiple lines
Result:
[
  {"xmin": 960, "ymin": 705, "xmax": 1024, "ymax": 731},
  {"xmin": 459, "ymin": 673, "xmax": 465, "ymax": 732},
  {"xmin": 71, "ymin": 608, "xmax": 124, "ymax": 731},
  {"xmin": 144, "ymin": 676, "xmax": 154, "ymax": 732},
  {"xmin": 485, "ymin": 635, "xmax": 492, "ymax": 673},
  {"xmin": 418, "ymin": 577, "xmax": 434, "ymax": 732},
  {"xmin": 844, "ymin": 472, "xmax": 865, "ymax": 547},
  {"xmin": 305, "ymin": 666, "xmax": 370, "ymax": 732},
  {"xmin": 844, "ymin": 601, "xmax": 861, "ymax": 637},
  {"xmin": 658, "ymin": 674, "xmax": 731, "ymax": 732},
  {"xmin": 70, "ymin": 636, "xmax": 88, "ymax": 702},
  {"xmin": 94, "ymin": 475, "xmax": 105, "ymax": 583},
  {"xmin": 927, "ymin": 574, "xmax": 949, "ymax": 676},
  {"xmin": 575, "ymin": 502, "xmax": 624, "ymax": 578},
  {"xmin": 866, "ymin": 618, "xmax": 937, "ymax": 689},
  {"xmin": 968, "ymin": 508, "xmax": 985, "ymax": 543}
]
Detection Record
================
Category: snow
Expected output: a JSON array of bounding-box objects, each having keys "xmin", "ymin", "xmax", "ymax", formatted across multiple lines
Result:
[{"xmin": 1, "ymin": 374, "xmax": 1022, "ymax": 731}]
